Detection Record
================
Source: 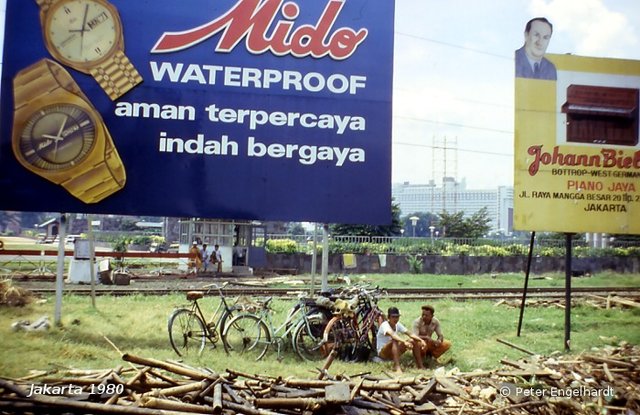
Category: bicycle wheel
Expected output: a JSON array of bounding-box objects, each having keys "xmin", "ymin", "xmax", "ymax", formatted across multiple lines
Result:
[
  {"xmin": 323, "ymin": 317, "xmax": 358, "ymax": 361},
  {"xmin": 217, "ymin": 305, "xmax": 243, "ymax": 349},
  {"xmin": 293, "ymin": 314, "xmax": 329, "ymax": 362},
  {"xmin": 223, "ymin": 314, "xmax": 271, "ymax": 360},
  {"xmin": 168, "ymin": 309, "xmax": 206, "ymax": 357}
]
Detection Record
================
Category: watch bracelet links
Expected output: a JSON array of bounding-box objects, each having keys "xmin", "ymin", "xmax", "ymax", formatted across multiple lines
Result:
[
  {"xmin": 14, "ymin": 60, "xmax": 126, "ymax": 203},
  {"xmin": 61, "ymin": 139, "xmax": 126, "ymax": 203},
  {"xmin": 13, "ymin": 59, "xmax": 82, "ymax": 112},
  {"xmin": 90, "ymin": 50, "xmax": 143, "ymax": 100}
]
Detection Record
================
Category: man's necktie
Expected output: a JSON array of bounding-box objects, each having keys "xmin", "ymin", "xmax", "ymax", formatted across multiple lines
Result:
[{"xmin": 534, "ymin": 62, "xmax": 540, "ymax": 77}]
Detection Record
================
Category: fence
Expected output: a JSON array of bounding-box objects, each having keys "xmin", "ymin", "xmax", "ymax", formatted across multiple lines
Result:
[
  {"xmin": 0, "ymin": 250, "xmax": 190, "ymax": 278},
  {"xmin": 265, "ymin": 234, "xmax": 639, "ymax": 255}
]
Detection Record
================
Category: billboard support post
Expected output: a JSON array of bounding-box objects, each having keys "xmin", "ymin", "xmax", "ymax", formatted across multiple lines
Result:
[
  {"xmin": 54, "ymin": 213, "xmax": 67, "ymax": 327},
  {"xmin": 88, "ymin": 214, "xmax": 96, "ymax": 309},
  {"xmin": 310, "ymin": 223, "xmax": 318, "ymax": 296},
  {"xmin": 564, "ymin": 233, "xmax": 573, "ymax": 351},
  {"xmin": 517, "ymin": 231, "xmax": 536, "ymax": 336},
  {"xmin": 321, "ymin": 224, "xmax": 329, "ymax": 293}
]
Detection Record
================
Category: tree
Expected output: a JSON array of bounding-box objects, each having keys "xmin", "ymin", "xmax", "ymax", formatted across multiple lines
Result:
[
  {"xmin": 331, "ymin": 202, "xmax": 402, "ymax": 236},
  {"xmin": 0, "ymin": 211, "xmax": 20, "ymax": 234},
  {"xmin": 464, "ymin": 207, "xmax": 493, "ymax": 238},
  {"xmin": 436, "ymin": 211, "xmax": 466, "ymax": 238},
  {"xmin": 401, "ymin": 212, "xmax": 439, "ymax": 237},
  {"xmin": 287, "ymin": 222, "xmax": 306, "ymax": 236},
  {"xmin": 437, "ymin": 207, "xmax": 492, "ymax": 238},
  {"xmin": 21, "ymin": 212, "xmax": 47, "ymax": 228}
]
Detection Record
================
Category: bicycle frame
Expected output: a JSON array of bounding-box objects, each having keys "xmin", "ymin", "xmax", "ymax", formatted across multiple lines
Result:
[
  {"xmin": 226, "ymin": 295, "xmax": 328, "ymax": 360},
  {"xmin": 321, "ymin": 288, "xmax": 385, "ymax": 360},
  {"xmin": 265, "ymin": 298, "xmax": 318, "ymax": 353},
  {"xmin": 169, "ymin": 282, "xmax": 240, "ymax": 353}
]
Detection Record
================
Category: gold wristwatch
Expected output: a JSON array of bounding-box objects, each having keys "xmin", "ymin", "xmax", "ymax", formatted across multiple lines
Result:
[
  {"xmin": 36, "ymin": 0, "xmax": 142, "ymax": 100},
  {"xmin": 12, "ymin": 59, "xmax": 126, "ymax": 203}
]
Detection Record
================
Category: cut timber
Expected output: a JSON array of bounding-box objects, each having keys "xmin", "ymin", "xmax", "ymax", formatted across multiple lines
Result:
[{"xmin": 496, "ymin": 338, "xmax": 536, "ymax": 355}]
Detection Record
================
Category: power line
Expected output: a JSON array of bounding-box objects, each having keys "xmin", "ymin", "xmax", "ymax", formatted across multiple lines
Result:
[
  {"xmin": 395, "ymin": 31, "xmax": 513, "ymax": 60},
  {"xmin": 394, "ymin": 115, "xmax": 513, "ymax": 134},
  {"xmin": 394, "ymin": 141, "xmax": 513, "ymax": 157}
]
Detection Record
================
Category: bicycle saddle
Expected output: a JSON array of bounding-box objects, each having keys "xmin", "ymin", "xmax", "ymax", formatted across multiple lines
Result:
[{"xmin": 186, "ymin": 291, "xmax": 204, "ymax": 301}]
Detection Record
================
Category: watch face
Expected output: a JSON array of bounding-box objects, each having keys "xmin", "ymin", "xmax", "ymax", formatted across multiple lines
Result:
[
  {"xmin": 46, "ymin": 0, "xmax": 118, "ymax": 64},
  {"xmin": 18, "ymin": 104, "xmax": 96, "ymax": 171}
]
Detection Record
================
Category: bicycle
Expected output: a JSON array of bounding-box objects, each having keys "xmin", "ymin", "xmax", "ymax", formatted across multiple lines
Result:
[
  {"xmin": 320, "ymin": 286, "xmax": 385, "ymax": 362},
  {"xmin": 222, "ymin": 294, "xmax": 333, "ymax": 361},
  {"xmin": 167, "ymin": 282, "xmax": 243, "ymax": 356}
]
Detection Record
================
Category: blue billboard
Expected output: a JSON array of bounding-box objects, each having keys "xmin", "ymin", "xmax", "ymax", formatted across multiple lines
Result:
[{"xmin": 0, "ymin": 0, "xmax": 394, "ymax": 224}]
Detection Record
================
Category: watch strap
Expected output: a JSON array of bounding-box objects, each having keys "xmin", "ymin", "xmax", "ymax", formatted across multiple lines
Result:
[
  {"xmin": 14, "ymin": 59, "xmax": 86, "ymax": 109},
  {"xmin": 61, "ymin": 130, "xmax": 127, "ymax": 203},
  {"xmin": 13, "ymin": 59, "xmax": 126, "ymax": 203},
  {"xmin": 90, "ymin": 50, "xmax": 143, "ymax": 100}
]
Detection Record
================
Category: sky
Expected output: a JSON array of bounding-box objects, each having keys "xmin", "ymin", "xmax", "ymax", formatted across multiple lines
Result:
[{"xmin": 1, "ymin": 0, "xmax": 639, "ymax": 191}]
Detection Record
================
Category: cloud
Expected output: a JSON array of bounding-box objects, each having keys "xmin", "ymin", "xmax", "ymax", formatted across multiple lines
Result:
[{"xmin": 528, "ymin": 0, "xmax": 638, "ymax": 58}]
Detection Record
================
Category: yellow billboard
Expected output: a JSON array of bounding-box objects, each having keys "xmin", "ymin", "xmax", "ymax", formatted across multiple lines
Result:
[{"xmin": 514, "ymin": 53, "xmax": 640, "ymax": 234}]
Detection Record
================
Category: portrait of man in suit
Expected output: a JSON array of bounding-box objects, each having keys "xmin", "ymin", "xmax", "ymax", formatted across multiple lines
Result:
[{"xmin": 515, "ymin": 17, "xmax": 557, "ymax": 80}]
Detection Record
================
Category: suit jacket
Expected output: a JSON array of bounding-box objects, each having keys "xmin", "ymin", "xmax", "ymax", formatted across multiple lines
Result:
[{"xmin": 515, "ymin": 46, "xmax": 557, "ymax": 80}]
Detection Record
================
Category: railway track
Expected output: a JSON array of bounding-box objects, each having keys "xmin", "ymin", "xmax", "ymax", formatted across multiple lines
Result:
[{"xmin": 23, "ymin": 286, "xmax": 640, "ymax": 301}]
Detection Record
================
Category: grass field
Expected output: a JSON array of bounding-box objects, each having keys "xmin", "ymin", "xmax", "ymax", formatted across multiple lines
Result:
[
  {"xmin": 1, "ymin": 282, "xmax": 639, "ymax": 379},
  {"xmin": 339, "ymin": 271, "xmax": 640, "ymax": 289}
]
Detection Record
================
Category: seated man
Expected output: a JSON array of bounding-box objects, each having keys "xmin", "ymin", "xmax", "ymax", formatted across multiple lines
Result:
[
  {"xmin": 376, "ymin": 307, "xmax": 426, "ymax": 373},
  {"xmin": 413, "ymin": 305, "xmax": 452, "ymax": 362}
]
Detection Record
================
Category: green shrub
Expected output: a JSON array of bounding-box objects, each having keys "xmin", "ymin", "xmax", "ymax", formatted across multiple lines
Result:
[
  {"xmin": 406, "ymin": 254, "xmax": 423, "ymax": 274},
  {"xmin": 130, "ymin": 235, "xmax": 153, "ymax": 245},
  {"xmin": 266, "ymin": 239, "xmax": 299, "ymax": 253}
]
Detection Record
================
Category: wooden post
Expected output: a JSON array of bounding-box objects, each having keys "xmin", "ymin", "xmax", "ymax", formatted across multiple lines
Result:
[
  {"xmin": 54, "ymin": 213, "xmax": 67, "ymax": 326},
  {"xmin": 212, "ymin": 383, "xmax": 223, "ymax": 413}
]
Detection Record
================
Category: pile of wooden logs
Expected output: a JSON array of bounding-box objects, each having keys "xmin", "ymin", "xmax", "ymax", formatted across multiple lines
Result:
[{"xmin": 0, "ymin": 344, "xmax": 638, "ymax": 414}]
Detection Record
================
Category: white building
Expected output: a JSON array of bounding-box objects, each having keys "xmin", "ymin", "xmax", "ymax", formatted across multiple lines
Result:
[{"xmin": 392, "ymin": 178, "xmax": 513, "ymax": 233}]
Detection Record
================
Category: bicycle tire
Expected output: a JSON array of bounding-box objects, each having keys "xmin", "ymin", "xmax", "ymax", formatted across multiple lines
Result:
[
  {"xmin": 223, "ymin": 314, "xmax": 271, "ymax": 361},
  {"xmin": 217, "ymin": 305, "xmax": 243, "ymax": 348},
  {"xmin": 323, "ymin": 317, "xmax": 358, "ymax": 361},
  {"xmin": 168, "ymin": 309, "xmax": 206, "ymax": 357},
  {"xmin": 292, "ymin": 314, "xmax": 329, "ymax": 362}
]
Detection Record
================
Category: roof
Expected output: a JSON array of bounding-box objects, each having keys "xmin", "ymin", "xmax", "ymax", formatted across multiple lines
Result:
[{"xmin": 37, "ymin": 218, "xmax": 59, "ymax": 227}]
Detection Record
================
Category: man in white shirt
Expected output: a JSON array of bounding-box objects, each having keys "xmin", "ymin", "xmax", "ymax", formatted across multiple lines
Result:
[
  {"xmin": 376, "ymin": 307, "xmax": 426, "ymax": 374},
  {"xmin": 200, "ymin": 244, "xmax": 209, "ymax": 272}
]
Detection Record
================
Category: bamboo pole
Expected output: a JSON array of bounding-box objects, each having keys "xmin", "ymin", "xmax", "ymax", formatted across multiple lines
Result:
[
  {"xmin": 123, "ymin": 354, "xmax": 216, "ymax": 381},
  {"xmin": 254, "ymin": 397, "xmax": 324, "ymax": 411},
  {"xmin": 495, "ymin": 338, "xmax": 536, "ymax": 355},
  {"xmin": 6, "ymin": 394, "xmax": 201, "ymax": 415},
  {"xmin": 151, "ymin": 381, "xmax": 205, "ymax": 397},
  {"xmin": 212, "ymin": 383, "xmax": 223, "ymax": 413},
  {"xmin": 141, "ymin": 396, "xmax": 211, "ymax": 414}
]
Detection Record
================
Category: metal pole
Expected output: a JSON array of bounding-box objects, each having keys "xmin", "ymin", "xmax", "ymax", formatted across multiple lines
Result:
[
  {"xmin": 517, "ymin": 231, "xmax": 535, "ymax": 336},
  {"xmin": 321, "ymin": 224, "xmax": 329, "ymax": 293},
  {"xmin": 87, "ymin": 214, "xmax": 96, "ymax": 308},
  {"xmin": 565, "ymin": 233, "xmax": 573, "ymax": 351},
  {"xmin": 310, "ymin": 223, "xmax": 318, "ymax": 296},
  {"xmin": 54, "ymin": 213, "xmax": 67, "ymax": 326}
]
